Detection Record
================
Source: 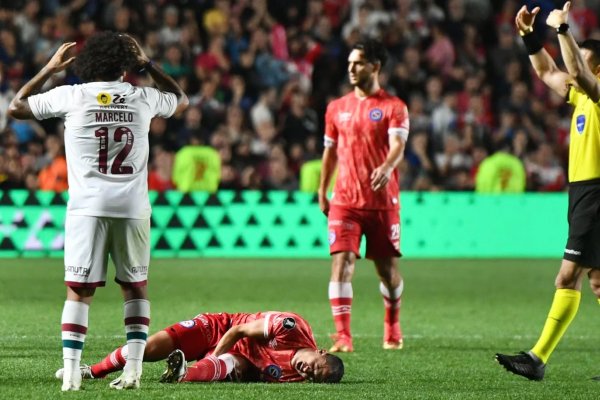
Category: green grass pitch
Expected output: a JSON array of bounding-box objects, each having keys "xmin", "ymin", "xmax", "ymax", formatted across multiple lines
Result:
[{"xmin": 1, "ymin": 258, "xmax": 600, "ymax": 399}]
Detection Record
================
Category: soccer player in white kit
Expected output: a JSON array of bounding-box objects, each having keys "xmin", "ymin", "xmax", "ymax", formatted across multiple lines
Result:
[{"xmin": 8, "ymin": 32, "xmax": 188, "ymax": 391}]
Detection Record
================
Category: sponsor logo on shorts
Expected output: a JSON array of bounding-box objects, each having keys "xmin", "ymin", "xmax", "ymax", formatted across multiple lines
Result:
[
  {"xmin": 576, "ymin": 115, "xmax": 585, "ymax": 134},
  {"xmin": 264, "ymin": 364, "xmax": 282, "ymax": 380},
  {"xmin": 369, "ymin": 108, "xmax": 383, "ymax": 121},
  {"xmin": 178, "ymin": 320, "xmax": 196, "ymax": 328},
  {"xmin": 329, "ymin": 230, "xmax": 336, "ymax": 245},
  {"xmin": 65, "ymin": 265, "xmax": 90, "ymax": 277},
  {"xmin": 282, "ymin": 317, "xmax": 296, "ymax": 330},
  {"xmin": 131, "ymin": 265, "xmax": 148, "ymax": 275},
  {"xmin": 565, "ymin": 248, "xmax": 582, "ymax": 256}
]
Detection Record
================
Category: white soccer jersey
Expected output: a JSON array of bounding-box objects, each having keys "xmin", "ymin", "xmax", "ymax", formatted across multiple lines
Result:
[{"xmin": 28, "ymin": 81, "xmax": 177, "ymax": 219}]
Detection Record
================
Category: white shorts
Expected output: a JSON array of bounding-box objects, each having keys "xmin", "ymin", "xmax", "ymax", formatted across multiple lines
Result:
[{"xmin": 64, "ymin": 215, "xmax": 150, "ymax": 288}]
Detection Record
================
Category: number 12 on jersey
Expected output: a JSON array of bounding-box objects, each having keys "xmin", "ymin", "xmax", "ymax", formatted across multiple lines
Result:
[{"xmin": 95, "ymin": 126, "xmax": 134, "ymax": 174}]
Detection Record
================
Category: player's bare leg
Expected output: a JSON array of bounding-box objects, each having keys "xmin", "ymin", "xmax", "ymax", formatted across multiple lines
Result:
[
  {"xmin": 374, "ymin": 258, "xmax": 403, "ymax": 350},
  {"xmin": 61, "ymin": 286, "xmax": 94, "ymax": 391},
  {"xmin": 329, "ymin": 252, "xmax": 355, "ymax": 352},
  {"xmin": 109, "ymin": 285, "xmax": 150, "ymax": 390}
]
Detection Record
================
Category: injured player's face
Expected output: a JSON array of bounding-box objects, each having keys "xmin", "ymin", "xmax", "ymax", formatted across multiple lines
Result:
[{"xmin": 291, "ymin": 349, "xmax": 331, "ymax": 383}]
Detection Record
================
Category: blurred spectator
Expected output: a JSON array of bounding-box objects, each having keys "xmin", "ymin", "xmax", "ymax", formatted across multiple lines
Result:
[
  {"xmin": 148, "ymin": 147, "xmax": 175, "ymax": 192},
  {"xmin": 38, "ymin": 135, "xmax": 67, "ymax": 192},
  {"xmin": 1, "ymin": 0, "xmax": 586, "ymax": 194}
]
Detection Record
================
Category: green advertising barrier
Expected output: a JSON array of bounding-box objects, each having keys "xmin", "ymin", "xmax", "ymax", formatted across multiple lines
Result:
[{"xmin": 0, "ymin": 190, "xmax": 567, "ymax": 259}]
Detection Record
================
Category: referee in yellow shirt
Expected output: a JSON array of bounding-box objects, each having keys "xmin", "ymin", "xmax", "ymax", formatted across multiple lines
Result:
[{"xmin": 496, "ymin": 2, "xmax": 600, "ymax": 381}]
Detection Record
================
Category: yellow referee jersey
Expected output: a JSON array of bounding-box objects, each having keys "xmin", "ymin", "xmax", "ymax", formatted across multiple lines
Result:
[{"xmin": 567, "ymin": 84, "xmax": 600, "ymax": 183}]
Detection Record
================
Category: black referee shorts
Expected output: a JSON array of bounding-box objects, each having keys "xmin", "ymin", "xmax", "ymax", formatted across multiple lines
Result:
[{"xmin": 564, "ymin": 179, "xmax": 600, "ymax": 268}]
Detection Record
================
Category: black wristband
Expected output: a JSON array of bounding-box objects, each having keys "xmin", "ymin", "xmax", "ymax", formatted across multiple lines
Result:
[
  {"xmin": 521, "ymin": 31, "xmax": 543, "ymax": 55},
  {"xmin": 557, "ymin": 23, "xmax": 569, "ymax": 35},
  {"xmin": 139, "ymin": 60, "xmax": 153, "ymax": 72}
]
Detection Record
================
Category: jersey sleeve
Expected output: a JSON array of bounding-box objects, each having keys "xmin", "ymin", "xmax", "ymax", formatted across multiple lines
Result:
[
  {"xmin": 388, "ymin": 100, "xmax": 409, "ymax": 141},
  {"xmin": 143, "ymin": 87, "xmax": 178, "ymax": 118},
  {"xmin": 324, "ymin": 102, "xmax": 338, "ymax": 148},
  {"xmin": 262, "ymin": 312, "xmax": 316, "ymax": 349},
  {"xmin": 28, "ymin": 86, "xmax": 74, "ymax": 120}
]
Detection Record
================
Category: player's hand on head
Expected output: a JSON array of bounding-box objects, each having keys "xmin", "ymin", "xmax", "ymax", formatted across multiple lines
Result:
[
  {"xmin": 45, "ymin": 42, "xmax": 76, "ymax": 73},
  {"xmin": 515, "ymin": 5, "xmax": 540, "ymax": 31},
  {"xmin": 546, "ymin": 1, "xmax": 570, "ymax": 29},
  {"xmin": 370, "ymin": 165, "xmax": 393, "ymax": 191},
  {"xmin": 120, "ymin": 33, "xmax": 149, "ymax": 67}
]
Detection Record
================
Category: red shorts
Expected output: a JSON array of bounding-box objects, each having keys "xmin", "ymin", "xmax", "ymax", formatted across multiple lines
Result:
[
  {"xmin": 164, "ymin": 313, "xmax": 232, "ymax": 360},
  {"xmin": 328, "ymin": 205, "xmax": 401, "ymax": 259}
]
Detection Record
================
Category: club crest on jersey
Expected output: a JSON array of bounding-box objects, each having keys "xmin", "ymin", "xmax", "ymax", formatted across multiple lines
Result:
[
  {"xmin": 282, "ymin": 317, "xmax": 296, "ymax": 330},
  {"xmin": 265, "ymin": 364, "xmax": 282, "ymax": 380},
  {"xmin": 329, "ymin": 230, "xmax": 336, "ymax": 245},
  {"xmin": 178, "ymin": 320, "xmax": 196, "ymax": 328},
  {"xmin": 576, "ymin": 115, "xmax": 585, "ymax": 134},
  {"xmin": 369, "ymin": 108, "xmax": 383, "ymax": 122},
  {"xmin": 97, "ymin": 92, "xmax": 112, "ymax": 105}
]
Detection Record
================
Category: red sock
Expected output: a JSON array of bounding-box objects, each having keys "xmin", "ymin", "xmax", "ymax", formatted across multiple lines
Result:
[
  {"xmin": 383, "ymin": 296, "xmax": 402, "ymax": 342},
  {"xmin": 330, "ymin": 297, "xmax": 352, "ymax": 339},
  {"xmin": 91, "ymin": 346, "xmax": 126, "ymax": 378},
  {"xmin": 183, "ymin": 356, "xmax": 228, "ymax": 382},
  {"xmin": 329, "ymin": 282, "xmax": 353, "ymax": 339}
]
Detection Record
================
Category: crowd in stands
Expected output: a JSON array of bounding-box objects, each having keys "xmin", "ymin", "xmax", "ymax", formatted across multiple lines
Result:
[{"xmin": 1, "ymin": 0, "xmax": 600, "ymax": 193}]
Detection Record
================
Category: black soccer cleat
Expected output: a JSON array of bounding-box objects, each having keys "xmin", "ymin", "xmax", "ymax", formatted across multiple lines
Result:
[
  {"xmin": 495, "ymin": 351, "xmax": 545, "ymax": 381},
  {"xmin": 160, "ymin": 349, "xmax": 187, "ymax": 383}
]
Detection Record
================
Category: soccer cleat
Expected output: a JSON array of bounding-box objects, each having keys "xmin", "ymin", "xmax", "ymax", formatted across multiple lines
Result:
[
  {"xmin": 61, "ymin": 370, "xmax": 82, "ymax": 391},
  {"xmin": 55, "ymin": 364, "xmax": 95, "ymax": 380},
  {"xmin": 109, "ymin": 371, "xmax": 141, "ymax": 390},
  {"xmin": 495, "ymin": 351, "xmax": 545, "ymax": 381},
  {"xmin": 160, "ymin": 349, "xmax": 187, "ymax": 383},
  {"xmin": 329, "ymin": 333, "xmax": 354, "ymax": 353},
  {"xmin": 383, "ymin": 339, "xmax": 403, "ymax": 350}
]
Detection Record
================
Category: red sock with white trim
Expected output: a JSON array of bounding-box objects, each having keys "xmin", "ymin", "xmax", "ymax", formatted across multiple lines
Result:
[
  {"xmin": 380, "ymin": 281, "xmax": 403, "ymax": 343},
  {"xmin": 183, "ymin": 355, "xmax": 232, "ymax": 382},
  {"xmin": 90, "ymin": 345, "xmax": 128, "ymax": 378},
  {"xmin": 329, "ymin": 282, "xmax": 353, "ymax": 340}
]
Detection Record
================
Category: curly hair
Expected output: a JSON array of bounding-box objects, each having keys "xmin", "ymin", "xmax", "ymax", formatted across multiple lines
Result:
[{"xmin": 73, "ymin": 32, "xmax": 139, "ymax": 82}]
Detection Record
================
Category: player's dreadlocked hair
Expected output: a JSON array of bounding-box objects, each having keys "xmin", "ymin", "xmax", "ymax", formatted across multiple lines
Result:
[
  {"xmin": 353, "ymin": 38, "xmax": 388, "ymax": 68},
  {"xmin": 322, "ymin": 354, "xmax": 344, "ymax": 383},
  {"xmin": 73, "ymin": 32, "xmax": 139, "ymax": 82},
  {"xmin": 580, "ymin": 39, "xmax": 600, "ymax": 70}
]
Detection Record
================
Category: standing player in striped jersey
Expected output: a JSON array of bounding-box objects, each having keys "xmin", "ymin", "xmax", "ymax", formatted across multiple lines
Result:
[
  {"xmin": 8, "ymin": 32, "xmax": 188, "ymax": 390},
  {"xmin": 496, "ymin": 3, "xmax": 600, "ymax": 381},
  {"xmin": 318, "ymin": 38, "xmax": 409, "ymax": 352}
]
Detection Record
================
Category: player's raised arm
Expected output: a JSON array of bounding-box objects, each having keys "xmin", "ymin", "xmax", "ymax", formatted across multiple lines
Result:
[
  {"xmin": 548, "ymin": 2, "xmax": 600, "ymax": 102},
  {"xmin": 516, "ymin": 5, "xmax": 571, "ymax": 98},
  {"xmin": 123, "ymin": 34, "xmax": 189, "ymax": 116},
  {"xmin": 8, "ymin": 42, "xmax": 76, "ymax": 120},
  {"xmin": 212, "ymin": 319, "xmax": 266, "ymax": 357}
]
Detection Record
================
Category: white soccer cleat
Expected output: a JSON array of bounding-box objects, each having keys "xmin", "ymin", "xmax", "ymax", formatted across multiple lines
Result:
[
  {"xmin": 55, "ymin": 364, "xmax": 94, "ymax": 380},
  {"xmin": 109, "ymin": 371, "xmax": 141, "ymax": 390},
  {"xmin": 61, "ymin": 371, "xmax": 82, "ymax": 391}
]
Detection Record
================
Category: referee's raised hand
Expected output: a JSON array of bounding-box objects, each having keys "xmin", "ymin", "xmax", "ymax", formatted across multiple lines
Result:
[{"xmin": 515, "ymin": 5, "xmax": 540, "ymax": 33}]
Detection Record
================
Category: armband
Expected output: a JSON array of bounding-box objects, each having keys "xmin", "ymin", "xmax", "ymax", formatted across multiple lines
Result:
[
  {"xmin": 520, "ymin": 31, "xmax": 543, "ymax": 55},
  {"xmin": 139, "ymin": 60, "xmax": 154, "ymax": 72},
  {"xmin": 557, "ymin": 23, "xmax": 569, "ymax": 35}
]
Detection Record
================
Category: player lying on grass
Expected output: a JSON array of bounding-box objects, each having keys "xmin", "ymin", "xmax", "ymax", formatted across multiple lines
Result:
[{"xmin": 56, "ymin": 311, "xmax": 344, "ymax": 383}]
